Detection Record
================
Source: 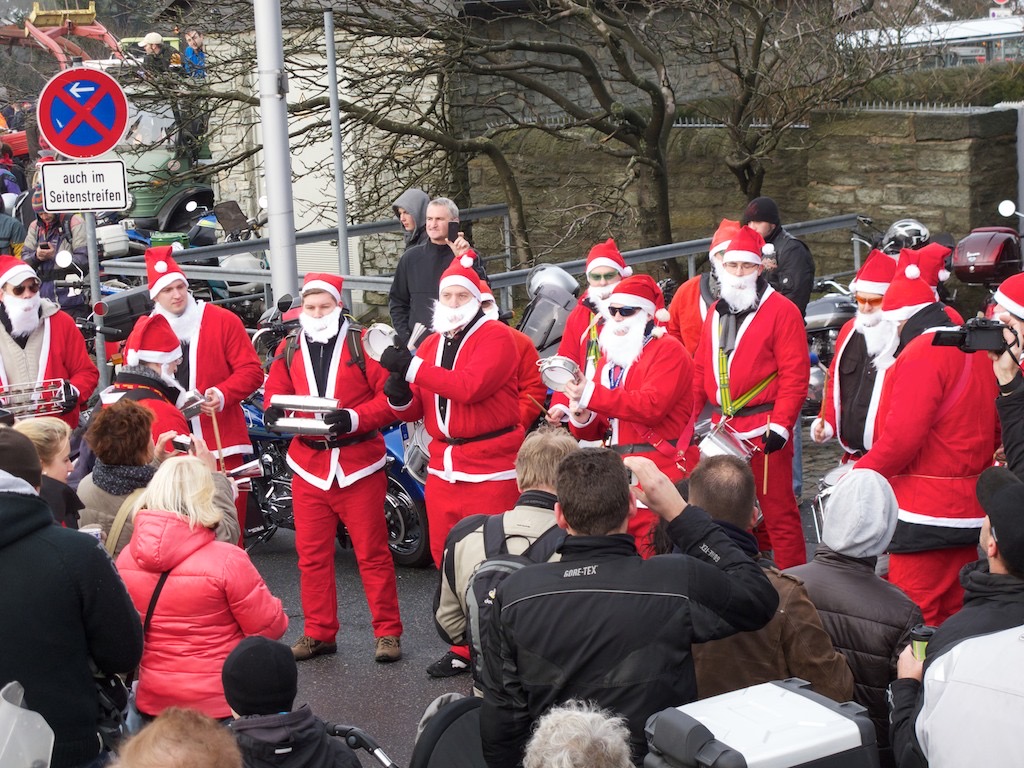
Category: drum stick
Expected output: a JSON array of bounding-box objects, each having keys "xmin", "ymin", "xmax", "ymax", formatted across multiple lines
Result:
[
  {"xmin": 210, "ymin": 411, "xmax": 226, "ymax": 474},
  {"xmin": 527, "ymin": 394, "xmax": 547, "ymax": 416},
  {"xmin": 762, "ymin": 415, "xmax": 770, "ymax": 496}
]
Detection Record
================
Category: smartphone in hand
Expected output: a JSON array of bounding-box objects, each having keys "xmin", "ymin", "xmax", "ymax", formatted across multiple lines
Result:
[{"xmin": 447, "ymin": 221, "xmax": 460, "ymax": 243}]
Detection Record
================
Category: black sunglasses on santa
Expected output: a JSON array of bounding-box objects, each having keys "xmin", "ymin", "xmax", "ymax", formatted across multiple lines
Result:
[
  {"xmin": 9, "ymin": 279, "xmax": 41, "ymax": 297},
  {"xmin": 607, "ymin": 305, "xmax": 641, "ymax": 318}
]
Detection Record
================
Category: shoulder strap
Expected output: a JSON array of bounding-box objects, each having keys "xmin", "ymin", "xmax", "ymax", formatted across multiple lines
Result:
[
  {"xmin": 282, "ymin": 330, "xmax": 300, "ymax": 369},
  {"xmin": 105, "ymin": 488, "xmax": 145, "ymax": 556},
  {"xmin": 344, "ymin": 317, "xmax": 366, "ymax": 375},
  {"xmin": 144, "ymin": 570, "xmax": 171, "ymax": 634},
  {"xmin": 521, "ymin": 524, "xmax": 567, "ymax": 563},
  {"xmin": 482, "ymin": 514, "xmax": 509, "ymax": 557}
]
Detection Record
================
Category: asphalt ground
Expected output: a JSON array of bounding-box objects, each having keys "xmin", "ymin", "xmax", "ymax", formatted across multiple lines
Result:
[{"xmin": 249, "ymin": 433, "xmax": 847, "ymax": 767}]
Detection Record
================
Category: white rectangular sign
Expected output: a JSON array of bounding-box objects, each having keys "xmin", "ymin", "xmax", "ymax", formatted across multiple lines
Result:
[{"xmin": 39, "ymin": 160, "xmax": 129, "ymax": 212}]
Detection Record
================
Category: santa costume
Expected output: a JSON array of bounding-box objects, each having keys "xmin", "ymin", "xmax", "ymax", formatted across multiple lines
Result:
[
  {"xmin": 855, "ymin": 264, "xmax": 998, "ymax": 625},
  {"xmin": 692, "ymin": 226, "xmax": 810, "ymax": 569},
  {"xmin": 263, "ymin": 273, "xmax": 403, "ymax": 648},
  {"xmin": 0, "ymin": 255, "xmax": 97, "ymax": 428}
]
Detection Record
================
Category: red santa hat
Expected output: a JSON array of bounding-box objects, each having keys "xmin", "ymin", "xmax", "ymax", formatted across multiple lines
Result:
[
  {"xmin": 146, "ymin": 246, "xmax": 188, "ymax": 299},
  {"xmin": 897, "ymin": 243, "xmax": 951, "ymax": 293},
  {"xmin": 438, "ymin": 251, "xmax": 482, "ymax": 300},
  {"xmin": 0, "ymin": 255, "xmax": 37, "ymax": 289},
  {"xmin": 722, "ymin": 225, "xmax": 775, "ymax": 265},
  {"xmin": 605, "ymin": 273, "xmax": 671, "ymax": 330},
  {"xmin": 586, "ymin": 238, "xmax": 632, "ymax": 278},
  {"xmin": 849, "ymin": 250, "xmax": 897, "ymax": 296},
  {"xmin": 709, "ymin": 219, "xmax": 742, "ymax": 260},
  {"xmin": 301, "ymin": 272, "xmax": 344, "ymax": 303},
  {"xmin": 125, "ymin": 314, "xmax": 182, "ymax": 367},
  {"xmin": 478, "ymin": 276, "xmax": 495, "ymax": 304},
  {"xmin": 881, "ymin": 263, "xmax": 936, "ymax": 321},
  {"xmin": 994, "ymin": 272, "xmax": 1024, "ymax": 320}
]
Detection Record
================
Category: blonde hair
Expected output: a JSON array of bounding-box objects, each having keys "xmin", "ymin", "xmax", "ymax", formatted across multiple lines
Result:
[
  {"xmin": 14, "ymin": 417, "xmax": 71, "ymax": 466},
  {"xmin": 114, "ymin": 707, "xmax": 241, "ymax": 768},
  {"xmin": 134, "ymin": 455, "xmax": 221, "ymax": 529},
  {"xmin": 515, "ymin": 426, "xmax": 580, "ymax": 491}
]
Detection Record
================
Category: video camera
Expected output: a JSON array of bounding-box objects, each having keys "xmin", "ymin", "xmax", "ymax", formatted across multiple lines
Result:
[{"xmin": 932, "ymin": 317, "xmax": 1013, "ymax": 353}]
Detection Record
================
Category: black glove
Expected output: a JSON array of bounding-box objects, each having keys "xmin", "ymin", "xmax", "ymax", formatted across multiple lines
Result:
[
  {"xmin": 323, "ymin": 408, "xmax": 352, "ymax": 436},
  {"xmin": 384, "ymin": 371, "xmax": 413, "ymax": 407},
  {"xmin": 762, "ymin": 428, "xmax": 787, "ymax": 454},
  {"xmin": 379, "ymin": 345, "xmax": 414, "ymax": 376},
  {"xmin": 264, "ymin": 405, "xmax": 284, "ymax": 427},
  {"xmin": 59, "ymin": 381, "xmax": 79, "ymax": 414}
]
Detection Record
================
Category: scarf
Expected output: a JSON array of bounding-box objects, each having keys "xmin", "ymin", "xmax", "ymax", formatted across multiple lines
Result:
[{"xmin": 91, "ymin": 459, "xmax": 156, "ymax": 497}]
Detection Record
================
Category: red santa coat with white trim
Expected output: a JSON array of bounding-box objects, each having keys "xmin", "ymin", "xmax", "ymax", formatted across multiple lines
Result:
[
  {"xmin": 263, "ymin": 323, "xmax": 398, "ymax": 491},
  {"xmin": 693, "ymin": 287, "xmax": 809, "ymax": 440},
  {"xmin": 666, "ymin": 275, "xmax": 708, "ymax": 356},
  {"xmin": 549, "ymin": 295, "xmax": 601, "ymax": 418},
  {"xmin": 571, "ymin": 332, "xmax": 694, "ymax": 477},
  {"xmin": 819, "ymin": 318, "xmax": 887, "ymax": 456},
  {"xmin": 507, "ymin": 325, "xmax": 547, "ymax": 432},
  {"xmin": 394, "ymin": 318, "xmax": 522, "ymax": 482},
  {"xmin": 162, "ymin": 303, "xmax": 263, "ymax": 458},
  {"xmin": 855, "ymin": 331, "xmax": 998, "ymax": 551},
  {"xmin": 0, "ymin": 303, "xmax": 98, "ymax": 428},
  {"xmin": 99, "ymin": 383, "xmax": 189, "ymax": 444}
]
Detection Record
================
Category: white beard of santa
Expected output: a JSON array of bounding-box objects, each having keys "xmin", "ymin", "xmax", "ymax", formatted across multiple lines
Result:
[
  {"xmin": 4, "ymin": 293, "xmax": 41, "ymax": 338},
  {"xmin": 154, "ymin": 293, "xmax": 202, "ymax": 343},
  {"xmin": 718, "ymin": 269, "xmax": 759, "ymax": 312},
  {"xmin": 299, "ymin": 306, "xmax": 341, "ymax": 345},
  {"xmin": 599, "ymin": 310, "xmax": 650, "ymax": 369},
  {"xmin": 432, "ymin": 298, "xmax": 480, "ymax": 335},
  {"xmin": 159, "ymin": 363, "xmax": 185, "ymax": 392},
  {"xmin": 588, "ymin": 282, "xmax": 619, "ymax": 302},
  {"xmin": 855, "ymin": 309, "xmax": 899, "ymax": 363}
]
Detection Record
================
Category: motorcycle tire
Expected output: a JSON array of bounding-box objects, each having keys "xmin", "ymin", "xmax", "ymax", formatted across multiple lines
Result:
[{"xmin": 385, "ymin": 475, "xmax": 432, "ymax": 568}]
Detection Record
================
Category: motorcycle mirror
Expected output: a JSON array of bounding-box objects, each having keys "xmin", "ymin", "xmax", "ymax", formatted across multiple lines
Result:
[
  {"xmin": 998, "ymin": 200, "xmax": 1019, "ymax": 219},
  {"xmin": 54, "ymin": 250, "xmax": 74, "ymax": 269},
  {"xmin": 277, "ymin": 293, "xmax": 293, "ymax": 313},
  {"xmin": 185, "ymin": 200, "xmax": 199, "ymax": 213},
  {"xmin": 258, "ymin": 195, "xmax": 268, "ymax": 210}
]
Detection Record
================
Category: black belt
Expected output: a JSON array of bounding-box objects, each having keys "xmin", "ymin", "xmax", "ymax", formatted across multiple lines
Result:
[
  {"xmin": 300, "ymin": 431, "xmax": 378, "ymax": 451},
  {"xmin": 443, "ymin": 424, "xmax": 515, "ymax": 446},
  {"xmin": 612, "ymin": 441, "xmax": 676, "ymax": 455},
  {"xmin": 712, "ymin": 401, "xmax": 775, "ymax": 417}
]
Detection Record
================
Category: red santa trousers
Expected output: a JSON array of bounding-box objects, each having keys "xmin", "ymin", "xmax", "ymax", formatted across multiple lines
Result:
[
  {"xmin": 425, "ymin": 475, "xmax": 521, "ymax": 568},
  {"xmin": 889, "ymin": 544, "xmax": 978, "ymax": 626},
  {"xmin": 291, "ymin": 471, "xmax": 402, "ymax": 641},
  {"xmin": 750, "ymin": 440, "xmax": 807, "ymax": 569}
]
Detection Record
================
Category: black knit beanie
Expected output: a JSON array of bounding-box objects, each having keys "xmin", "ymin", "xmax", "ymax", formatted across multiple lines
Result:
[
  {"xmin": 741, "ymin": 196, "xmax": 781, "ymax": 226},
  {"xmin": 222, "ymin": 637, "xmax": 297, "ymax": 716},
  {"xmin": 0, "ymin": 428, "xmax": 41, "ymax": 488}
]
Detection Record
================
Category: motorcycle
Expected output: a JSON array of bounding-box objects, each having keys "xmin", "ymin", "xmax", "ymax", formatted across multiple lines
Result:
[
  {"xmin": 803, "ymin": 277, "xmax": 856, "ymax": 419},
  {"xmin": 951, "ymin": 199, "xmax": 1024, "ymax": 318},
  {"xmin": 515, "ymin": 263, "xmax": 581, "ymax": 358},
  {"xmin": 243, "ymin": 297, "xmax": 431, "ymax": 567}
]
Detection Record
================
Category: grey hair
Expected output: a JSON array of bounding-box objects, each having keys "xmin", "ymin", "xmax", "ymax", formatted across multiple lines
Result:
[
  {"xmin": 523, "ymin": 700, "xmax": 632, "ymax": 768},
  {"xmin": 428, "ymin": 196, "xmax": 459, "ymax": 220}
]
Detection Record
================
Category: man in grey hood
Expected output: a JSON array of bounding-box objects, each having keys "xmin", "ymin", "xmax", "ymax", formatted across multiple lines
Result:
[
  {"xmin": 392, "ymin": 188, "xmax": 430, "ymax": 250},
  {"xmin": 786, "ymin": 469, "xmax": 922, "ymax": 768}
]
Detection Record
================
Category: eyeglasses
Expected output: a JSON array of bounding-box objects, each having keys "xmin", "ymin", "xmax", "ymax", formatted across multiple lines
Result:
[
  {"xmin": 855, "ymin": 294, "xmax": 884, "ymax": 308},
  {"xmin": 588, "ymin": 271, "xmax": 619, "ymax": 283},
  {"xmin": 607, "ymin": 306, "xmax": 641, "ymax": 318},
  {"xmin": 722, "ymin": 262, "xmax": 760, "ymax": 274},
  {"xmin": 10, "ymin": 280, "xmax": 41, "ymax": 297}
]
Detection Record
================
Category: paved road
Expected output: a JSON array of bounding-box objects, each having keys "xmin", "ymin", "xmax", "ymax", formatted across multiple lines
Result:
[{"xmin": 249, "ymin": 437, "xmax": 845, "ymax": 767}]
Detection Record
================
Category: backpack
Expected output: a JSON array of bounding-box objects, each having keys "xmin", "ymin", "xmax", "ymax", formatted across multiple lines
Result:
[{"xmin": 465, "ymin": 515, "xmax": 566, "ymax": 690}]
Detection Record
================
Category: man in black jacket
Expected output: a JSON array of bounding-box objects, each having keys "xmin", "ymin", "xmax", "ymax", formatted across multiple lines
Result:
[
  {"xmin": 480, "ymin": 450, "xmax": 779, "ymax": 768},
  {"xmin": 0, "ymin": 428, "xmax": 143, "ymax": 768},
  {"xmin": 740, "ymin": 196, "xmax": 815, "ymax": 315}
]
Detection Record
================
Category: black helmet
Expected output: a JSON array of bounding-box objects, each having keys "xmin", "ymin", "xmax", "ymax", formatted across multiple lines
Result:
[{"xmin": 882, "ymin": 219, "xmax": 930, "ymax": 255}]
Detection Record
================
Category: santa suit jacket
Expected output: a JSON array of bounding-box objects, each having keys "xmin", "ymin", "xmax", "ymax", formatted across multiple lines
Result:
[
  {"xmin": 571, "ymin": 333, "xmax": 694, "ymax": 477},
  {"xmin": 693, "ymin": 287, "xmax": 810, "ymax": 441},
  {"xmin": 99, "ymin": 372, "xmax": 190, "ymax": 442},
  {"xmin": 507, "ymin": 325, "xmax": 547, "ymax": 432},
  {"xmin": 0, "ymin": 301, "xmax": 98, "ymax": 428},
  {"xmin": 164, "ymin": 303, "xmax": 263, "ymax": 458},
  {"xmin": 263, "ymin": 323, "xmax": 398, "ymax": 491},
  {"xmin": 548, "ymin": 295, "xmax": 601, "ymax": 419},
  {"xmin": 395, "ymin": 317, "xmax": 522, "ymax": 482},
  {"xmin": 855, "ymin": 332, "xmax": 998, "ymax": 553},
  {"xmin": 667, "ymin": 274, "xmax": 711, "ymax": 356}
]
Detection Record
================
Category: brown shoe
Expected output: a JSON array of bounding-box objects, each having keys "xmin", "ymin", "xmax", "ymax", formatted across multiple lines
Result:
[
  {"xmin": 374, "ymin": 635, "xmax": 401, "ymax": 663},
  {"xmin": 291, "ymin": 634, "xmax": 337, "ymax": 661}
]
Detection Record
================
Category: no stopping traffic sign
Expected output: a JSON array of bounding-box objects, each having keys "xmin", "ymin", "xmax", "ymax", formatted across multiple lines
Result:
[{"xmin": 37, "ymin": 68, "xmax": 129, "ymax": 160}]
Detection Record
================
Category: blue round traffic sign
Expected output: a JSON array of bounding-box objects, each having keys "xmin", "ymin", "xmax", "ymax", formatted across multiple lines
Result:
[{"xmin": 37, "ymin": 68, "xmax": 129, "ymax": 160}]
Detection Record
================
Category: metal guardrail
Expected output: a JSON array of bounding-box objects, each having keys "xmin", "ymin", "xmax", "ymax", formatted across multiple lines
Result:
[{"xmin": 99, "ymin": 210, "xmax": 866, "ymax": 299}]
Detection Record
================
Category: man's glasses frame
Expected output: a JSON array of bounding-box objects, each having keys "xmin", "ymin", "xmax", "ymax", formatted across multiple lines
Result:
[
  {"xmin": 10, "ymin": 280, "xmax": 41, "ymax": 297},
  {"xmin": 607, "ymin": 306, "xmax": 641, "ymax": 318}
]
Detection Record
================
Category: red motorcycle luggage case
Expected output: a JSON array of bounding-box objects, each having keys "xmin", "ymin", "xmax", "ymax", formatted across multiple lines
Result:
[{"xmin": 953, "ymin": 227, "xmax": 1021, "ymax": 285}]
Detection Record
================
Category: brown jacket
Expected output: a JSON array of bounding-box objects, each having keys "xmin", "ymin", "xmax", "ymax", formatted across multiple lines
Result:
[{"xmin": 692, "ymin": 564, "xmax": 854, "ymax": 702}]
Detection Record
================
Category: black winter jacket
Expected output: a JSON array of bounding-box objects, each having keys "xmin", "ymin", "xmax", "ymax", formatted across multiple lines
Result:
[
  {"xmin": 786, "ymin": 545, "xmax": 922, "ymax": 767},
  {"xmin": 231, "ymin": 705, "xmax": 361, "ymax": 768},
  {"xmin": 480, "ymin": 507, "xmax": 779, "ymax": 768},
  {"xmin": 764, "ymin": 226, "xmax": 814, "ymax": 314},
  {"xmin": 996, "ymin": 372, "xmax": 1024, "ymax": 480}
]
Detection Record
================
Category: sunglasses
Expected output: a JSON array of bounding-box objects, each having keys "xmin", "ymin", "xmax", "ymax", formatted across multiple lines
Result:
[
  {"xmin": 607, "ymin": 306, "xmax": 641, "ymax": 318},
  {"xmin": 855, "ymin": 294, "xmax": 884, "ymax": 308},
  {"xmin": 588, "ymin": 271, "xmax": 619, "ymax": 283},
  {"xmin": 10, "ymin": 280, "xmax": 41, "ymax": 297}
]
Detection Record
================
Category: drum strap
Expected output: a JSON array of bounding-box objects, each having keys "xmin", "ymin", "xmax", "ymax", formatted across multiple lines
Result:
[{"xmin": 717, "ymin": 346, "xmax": 778, "ymax": 417}]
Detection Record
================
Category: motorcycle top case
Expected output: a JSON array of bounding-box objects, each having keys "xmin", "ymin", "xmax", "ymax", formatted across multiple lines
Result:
[
  {"xmin": 953, "ymin": 227, "xmax": 1022, "ymax": 285},
  {"xmin": 644, "ymin": 678, "xmax": 878, "ymax": 768},
  {"xmin": 95, "ymin": 224, "xmax": 130, "ymax": 258}
]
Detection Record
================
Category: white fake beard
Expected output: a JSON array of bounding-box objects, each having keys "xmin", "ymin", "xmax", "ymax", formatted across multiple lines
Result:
[
  {"xmin": 482, "ymin": 304, "xmax": 500, "ymax": 322},
  {"xmin": 159, "ymin": 363, "xmax": 185, "ymax": 392},
  {"xmin": 598, "ymin": 311, "xmax": 649, "ymax": 368},
  {"xmin": 432, "ymin": 298, "xmax": 480, "ymax": 335},
  {"xmin": 299, "ymin": 306, "xmax": 341, "ymax": 345},
  {"xmin": 856, "ymin": 310, "xmax": 899, "ymax": 362},
  {"xmin": 154, "ymin": 294, "xmax": 202, "ymax": 343},
  {"xmin": 718, "ymin": 270, "xmax": 759, "ymax": 312},
  {"xmin": 588, "ymin": 283, "xmax": 617, "ymax": 302},
  {"xmin": 4, "ymin": 293, "xmax": 41, "ymax": 338}
]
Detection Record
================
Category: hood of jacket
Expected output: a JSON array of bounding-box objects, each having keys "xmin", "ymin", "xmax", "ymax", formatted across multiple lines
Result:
[
  {"xmin": 961, "ymin": 559, "xmax": 1024, "ymax": 604},
  {"xmin": 127, "ymin": 507, "xmax": 215, "ymax": 572},
  {"xmin": 0, "ymin": 486, "xmax": 51, "ymax": 550},
  {"xmin": 821, "ymin": 468, "xmax": 897, "ymax": 558},
  {"xmin": 230, "ymin": 705, "xmax": 337, "ymax": 766},
  {"xmin": 392, "ymin": 188, "xmax": 430, "ymax": 246}
]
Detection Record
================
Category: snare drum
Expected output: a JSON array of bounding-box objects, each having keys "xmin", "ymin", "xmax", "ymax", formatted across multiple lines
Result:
[
  {"xmin": 698, "ymin": 421, "xmax": 755, "ymax": 462},
  {"xmin": 363, "ymin": 323, "xmax": 399, "ymax": 362},
  {"xmin": 810, "ymin": 464, "xmax": 852, "ymax": 543},
  {"xmin": 537, "ymin": 356, "xmax": 581, "ymax": 393}
]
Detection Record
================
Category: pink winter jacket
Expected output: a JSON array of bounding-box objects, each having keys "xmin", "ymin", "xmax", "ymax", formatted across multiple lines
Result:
[{"xmin": 116, "ymin": 508, "xmax": 288, "ymax": 718}]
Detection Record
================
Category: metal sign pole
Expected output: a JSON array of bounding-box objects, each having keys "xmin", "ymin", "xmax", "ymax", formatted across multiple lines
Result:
[{"xmin": 84, "ymin": 211, "xmax": 107, "ymax": 388}]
